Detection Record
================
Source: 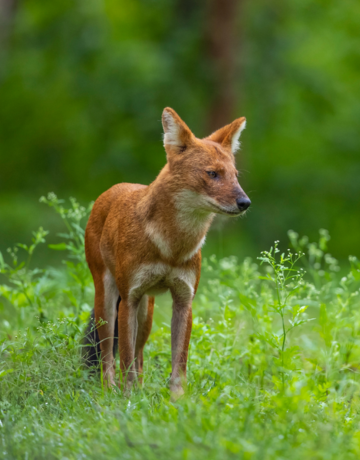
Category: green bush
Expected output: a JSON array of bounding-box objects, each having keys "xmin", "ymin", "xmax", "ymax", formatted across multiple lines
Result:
[{"xmin": 1, "ymin": 196, "xmax": 360, "ymax": 459}]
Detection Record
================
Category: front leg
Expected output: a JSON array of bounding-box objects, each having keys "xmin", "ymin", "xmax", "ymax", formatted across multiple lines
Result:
[{"xmin": 170, "ymin": 300, "xmax": 192, "ymax": 397}]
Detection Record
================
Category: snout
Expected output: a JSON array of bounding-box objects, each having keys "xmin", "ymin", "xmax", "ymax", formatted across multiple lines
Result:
[{"xmin": 236, "ymin": 196, "xmax": 251, "ymax": 212}]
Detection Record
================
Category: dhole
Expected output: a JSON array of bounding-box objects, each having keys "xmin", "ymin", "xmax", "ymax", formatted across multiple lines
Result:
[{"xmin": 83, "ymin": 107, "xmax": 250, "ymax": 396}]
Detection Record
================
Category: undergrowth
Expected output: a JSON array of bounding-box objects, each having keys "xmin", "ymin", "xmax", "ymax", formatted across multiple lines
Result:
[{"xmin": 1, "ymin": 194, "xmax": 360, "ymax": 459}]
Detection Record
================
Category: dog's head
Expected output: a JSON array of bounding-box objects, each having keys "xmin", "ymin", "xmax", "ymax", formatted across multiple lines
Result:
[{"xmin": 162, "ymin": 107, "xmax": 250, "ymax": 216}]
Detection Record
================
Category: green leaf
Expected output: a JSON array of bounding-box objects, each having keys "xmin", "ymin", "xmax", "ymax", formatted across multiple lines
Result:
[
  {"xmin": 0, "ymin": 368, "xmax": 15, "ymax": 379},
  {"xmin": 48, "ymin": 243, "xmax": 68, "ymax": 251},
  {"xmin": 238, "ymin": 293, "xmax": 257, "ymax": 315}
]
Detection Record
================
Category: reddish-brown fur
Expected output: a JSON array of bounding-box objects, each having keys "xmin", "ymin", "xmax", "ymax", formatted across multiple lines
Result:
[{"xmin": 85, "ymin": 107, "xmax": 250, "ymax": 396}]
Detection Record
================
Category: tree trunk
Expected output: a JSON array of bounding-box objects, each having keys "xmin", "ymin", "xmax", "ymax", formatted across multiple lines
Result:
[
  {"xmin": 0, "ymin": 0, "xmax": 17, "ymax": 69},
  {"xmin": 205, "ymin": 0, "xmax": 241, "ymax": 132}
]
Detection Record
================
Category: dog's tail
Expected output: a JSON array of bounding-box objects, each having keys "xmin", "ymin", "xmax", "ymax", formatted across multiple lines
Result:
[{"xmin": 82, "ymin": 297, "xmax": 120, "ymax": 369}]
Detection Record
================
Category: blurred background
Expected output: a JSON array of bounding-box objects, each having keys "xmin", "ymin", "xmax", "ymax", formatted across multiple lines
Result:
[{"xmin": 0, "ymin": 0, "xmax": 359, "ymax": 264}]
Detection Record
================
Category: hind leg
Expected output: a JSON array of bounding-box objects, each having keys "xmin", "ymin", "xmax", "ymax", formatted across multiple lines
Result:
[
  {"xmin": 117, "ymin": 295, "xmax": 154, "ymax": 389},
  {"xmin": 135, "ymin": 296, "xmax": 155, "ymax": 382},
  {"xmin": 94, "ymin": 268, "xmax": 119, "ymax": 386}
]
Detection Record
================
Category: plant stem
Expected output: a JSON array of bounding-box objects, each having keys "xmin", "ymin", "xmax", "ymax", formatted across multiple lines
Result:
[{"xmin": 281, "ymin": 310, "xmax": 286, "ymax": 391}]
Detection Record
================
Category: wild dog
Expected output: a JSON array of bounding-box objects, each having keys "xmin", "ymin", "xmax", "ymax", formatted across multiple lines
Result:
[{"xmin": 83, "ymin": 107, "xmax": 250, "ymax": 397}]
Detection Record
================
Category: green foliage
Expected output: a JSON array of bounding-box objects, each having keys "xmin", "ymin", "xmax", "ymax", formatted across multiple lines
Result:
[
  {"xmin": 1, "ymin": 198, "xmax": 360, "ymax": 458},
  {"xmin": 1, "ymin": 0, "xmax": 360, "ymax": 259},
  {"xmin": 0, "ymin": 194, "xmax": 93, "ymax": 330},
  {"xmin": 40, "ymin": 193, "xmax": 94, "ymax": 311},
  {"xmin": 0, "ymin": 226, "xmax": 49, "ymax": 320},
  {"xmin": 257, "ymin": 242, "xmax": 314, "ymax": 389}
]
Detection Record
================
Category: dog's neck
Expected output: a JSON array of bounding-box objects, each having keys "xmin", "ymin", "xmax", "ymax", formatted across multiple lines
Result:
[{"xmin": 138, "ymin": 167, "xmax": 214, "ymax": 262}]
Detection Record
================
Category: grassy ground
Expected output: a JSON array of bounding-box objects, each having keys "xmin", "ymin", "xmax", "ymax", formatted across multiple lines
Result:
[{"xmin": 1, "ymin": 195, "xmax": 360, "ymax": 459}]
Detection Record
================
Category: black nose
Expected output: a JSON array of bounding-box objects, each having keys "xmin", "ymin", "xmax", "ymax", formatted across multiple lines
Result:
[{"xmin": 236, "ymin": 197, "xmax": 251, "ymax": 211}]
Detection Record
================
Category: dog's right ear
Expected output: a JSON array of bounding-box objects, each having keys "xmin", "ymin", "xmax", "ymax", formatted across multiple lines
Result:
[{"xmin": 162, "ymin": 107, "xmax": 194, "ymax": 155}]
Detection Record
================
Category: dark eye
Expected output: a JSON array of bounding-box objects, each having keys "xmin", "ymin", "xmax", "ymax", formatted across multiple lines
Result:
[{"xmin": 207, "ymin": 171, "xmax": 217, "ymax": 178}]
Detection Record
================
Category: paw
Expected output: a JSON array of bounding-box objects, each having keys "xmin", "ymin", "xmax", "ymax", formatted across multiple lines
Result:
[
  {"xmin": 104, "ymin": 378, "xmax": 117, "ymax": 391},
  {"xmin": 117, "ymin": 373, "xmax": 136, "ymax": 397},
  {"xmin": 103, "ymin": 368, "xmax": 116, "ymax": 389},
  {"xmin": 170, "ymin": 385, "xmax": 184, "ymax": 401}
]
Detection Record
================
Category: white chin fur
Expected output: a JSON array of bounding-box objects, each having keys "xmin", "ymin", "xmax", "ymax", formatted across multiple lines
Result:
[{"xmin": 175, "ymin": 189, "xmax": 240, "ymax": 217}]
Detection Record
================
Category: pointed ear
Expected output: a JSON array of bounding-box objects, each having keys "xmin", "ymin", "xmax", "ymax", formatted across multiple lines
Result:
[
  {"xmin": 207, "ymin": 117, "xmax": 246, "ymax": 154},
  {"xmin": 162, "ymin": 107, "xmax": 194, "ymax": 154}
]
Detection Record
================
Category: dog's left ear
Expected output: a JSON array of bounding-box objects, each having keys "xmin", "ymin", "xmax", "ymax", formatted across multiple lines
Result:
[{"xmin": 207, "ymin": 117, "xmax": 246, "ymax": 154}]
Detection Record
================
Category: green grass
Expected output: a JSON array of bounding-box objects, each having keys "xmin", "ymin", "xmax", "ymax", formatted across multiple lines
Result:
[{"xmin": 1, "ymin": 194, "xmax": 360, "ymax": 459}]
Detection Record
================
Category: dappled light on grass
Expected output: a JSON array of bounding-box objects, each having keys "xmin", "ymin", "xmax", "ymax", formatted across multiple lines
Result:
[{"xmin": 1, "ymin": 196, "xmax": 360, "ymax": 459}]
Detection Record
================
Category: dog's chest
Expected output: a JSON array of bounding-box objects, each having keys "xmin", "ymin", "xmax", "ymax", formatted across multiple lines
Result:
[{"xmin": 129, "ymin": 263, "xmax": 196, "ymax": 303}]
